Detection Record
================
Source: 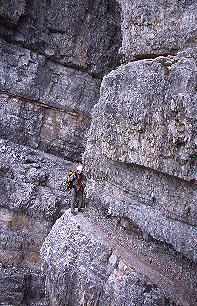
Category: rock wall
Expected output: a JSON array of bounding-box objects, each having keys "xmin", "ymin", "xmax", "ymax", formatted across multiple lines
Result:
[
  {"xmin": 41, "ymin": 209, "xmax": 197, "ymax": 306},
  {"xmin": 0, "ymin": 139, "xmax": 75, "ymax": 305},
  {"xmin": 1, "ymin": 0, "xmax": 197, "ymax": 305},
  {"xmin": 0, "ymin": 266, "xmax": 46, "ymax": 306},
  {"xmin": 42, "ymin": 1, "xmax": 197, "ymax": 305},
  {"xmin": 85, "ymin": 54, "xmax": 196, "ymax": 180},
  {"xmin": 0, "ymin": 39, "xmax": 100, "ymax": 162},
  {"xmin": 0, "ymin": 1, "xmax": 122, "ymax": 305},
  {"xmin": 118, "ymin": 0, "xmax": 197, "ymax": 61},
  {"xmin": 41, "ymin": 212, "xmax": 176, "ymax": 305},
  {"xmin": 0, "ymin": 91, "xmax": 90, "ymax": 162},
  {"xmin": 0, "ymin": 0, "xmax": 121, "ymax": 77},
  {"xmin": 83, "ymin": 53, "xmax": 197, "ymax": 263},
  {"xmin": 83, "ymin": 52, "xmax": 197, "ymax": 262}
]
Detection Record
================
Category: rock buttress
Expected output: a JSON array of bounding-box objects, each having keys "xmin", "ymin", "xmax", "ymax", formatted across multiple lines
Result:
[
  {"xmin": 41, "ymin": 211, "xmax": 196, "ymax": 305},
  {"xmin": 84, "ymin": 51, "xmax": 197, "ymax": 262},
  {"xmin": 0, "ymin": 0, "xmax": 122, "ymax": 304},
  {"xmin": 41, "ymin": 1, "xmax": 196, "ymax": 305}
]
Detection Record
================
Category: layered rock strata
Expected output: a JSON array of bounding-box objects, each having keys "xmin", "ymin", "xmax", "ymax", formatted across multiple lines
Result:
[
  {"xmin": 84, "ymin": 52, "xmax": 197, "ymax": 262},
  {"xmin": 118, "ymin": 0, "xmax": 197, "ymax": 61},
  {"xmin": 0, "ymin": 139, "xmax": 74, "ymax": 305},
  {"xmin": 0, "ymin": 0, "xmax": 121, "ymax": 77},
  {"xmin": 1, "ymin": 0, "xmax": 197, "ymax": 305},
  {"xmin": 0, "ymin": 1, "xmax": 122, "ymax": 304},
  {"xmin": 41, "ymin": 210, "xmax": 197, "ymax": 305},
  {"xmin": 0, "ymin": 39, "xmax": 100, "ymax": 162},
  {"xmin": 42, "ymin": 50, "xmax": 197, "ymax": 305}
]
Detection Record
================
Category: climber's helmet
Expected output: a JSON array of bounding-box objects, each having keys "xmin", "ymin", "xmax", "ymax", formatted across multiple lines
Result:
[{"xmin": 77, "ymin": 165, "xmax": 83, "ymax": 173}]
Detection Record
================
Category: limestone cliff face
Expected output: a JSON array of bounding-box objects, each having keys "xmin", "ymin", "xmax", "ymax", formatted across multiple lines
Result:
[
  {"xmin": 0, "ymin": 139, "xmax": 76, "ymax": 305},
  {"xmin": 1, "ymin": 0, "xmax": 197, "ymax": 305},
  {"xmin": 84, "ymin": 54, "xmax": 197, "ymax": 262},
  {"xmin": 85, "ymin": 55, "xmax": 196, "ymax": 179},
  {"xmin": 0, "ymin": 39, "xmax": 99, "ymax": 162},
  {"xmin": 42, "ymin": 211, "xmax": 180, "ymax": 305},
  {"xmin": 0, "ymin": 0, "xmax": 121, "ymax": 162},
  {"xmin": 42, "ymin": 1, "xmax": 196, "ymax": 306},
  {"xmin": 0, "ymin": 0, "xmax": 121, "ymax": 77},
  {"xmin": 0, "ymin": 0, "xmax": 121, "ymax": 305},
  {"xmin": 118, "ymin": 0, "xmax": 196, "ymax": 61}
]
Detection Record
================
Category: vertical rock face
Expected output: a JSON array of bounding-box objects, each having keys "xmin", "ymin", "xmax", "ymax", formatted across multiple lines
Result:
[
  {"xmin": 85, "ymin": 55, "xmax": 197, "ymax": 181},
  {"xmin": 0, "ymin": 93, "xmax": 90, "ymax": 162},
  {"xmin": 0, "ymin": 139, "xmax": 75, "ymax": 305},
  {"xmin": 0, "ymin": 39, "xmax": 100, "ymax": 162},
  {"xmin": 41, "ymin": 1, "xmax": 196, "ymax": 305},
  {"xmin": 118, "ymin": 0, "xmax": 197, "ymax": 60},
  {"xmin": 0, "ymin": 0, "xmax": 26, "ymax": 27},
  {"xmin": 0, "ymin": 0, "xmax": 122, "ymax": 161},
  {"xmin": 0, "ymin": 266, "xmax": 46, "ymax": 306},
  {"xmin": 0, "ymin": 1, "xmax": 122, "ymax": 304},
  {"xmin": 0, "ymin": 39, "xmax": 101, "ymax": 116},
  {"xmin": 0, "ymin": 0, "xmax": 122, "ymax": 77},
  {"xmin": 84, "ymin": 52, "xmax": 197, "ymax": 262},
  {"xmin": 1, "ymin": 0, "xmax": 197, "ymax": 305}
]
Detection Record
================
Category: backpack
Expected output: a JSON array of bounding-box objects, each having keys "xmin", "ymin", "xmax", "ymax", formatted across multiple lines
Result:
[{"xmin": 65, "ymin": 170, "xmax": 77, "ymax": 190}]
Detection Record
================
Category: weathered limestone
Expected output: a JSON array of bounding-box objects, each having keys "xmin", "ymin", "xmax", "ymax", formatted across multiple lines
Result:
[
  {"xmin": 0, "ymin": 0, "xmax": 121, "ymax": 77},
  {"xmin": 0, "ymin": 93, "xmax": 90, "ymax": 162},
  {"xmin": 0, "ymin": 139, "xmax": 74, "ymax": 223},
  {"xmin": 0, "ymin": 1, "xmax": 122, "ymax": 305},
  {"xmin": 85, "ymin": 55, "xmax": 197, "ymax": 181},
  {"xmin": 84, "ymin": 53, "xmax": 197, "ymax": 262},
  {"xmin": 0, "ymin": 39, "xmax": 100, "ymax": 116},
  {"xmin": 0, "ymin": 266, "xmax": 46, "ymax": 306},
  {"xmin": 0, "ymin": 139, "xmax": 74, "ymax": 304},
  {"xmin": 0, "ymin": 39, "xmax": 99, "ymax": 161},
  {"xmin": 41, "ymin": 212, "xmax": 171, "ymax": 305},
  {"xmin": 41, "ymin": 211, "xmax": 196, "ymax": 305},
  {"xmin": 0, "ymin": 208, "xmax": 48, "ymax": 269},
  {"xmin": 0, "ymin": 0, "xmax": 26, "ymax": 27},
  {"xmin": 118, "ymin": 0, "xmax": 197, "ymax": 61},
  {"xmin": 1, "ymin": 0, "xmax": 196, "ymax": 305}
]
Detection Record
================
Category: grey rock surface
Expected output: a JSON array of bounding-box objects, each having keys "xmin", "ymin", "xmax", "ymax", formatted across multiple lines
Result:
[
  {"xmin": 41, "ymin": 211, "xmax": 174, "ymax": 306},
  {"xmin": 85, "ymin": 157, "xmax": 197, "ymax": 228},
  {"xmin": 0, "ymin": 38, "xmax": 99, "ymax": 161},
  {"xmin": 0, "ymin": 265, "xmax": 46, "ymax": 306},
  {"xmin": 0, "ymin": 138, "xmax": 74, "ymax": 223},
  {"xmin": 0, "ymin": 207, "xmax": 49, "ymax": 269},
  {"xmin": 0, "ymin": 92, "xmax": 90, "ymax": 162},
  {"xmin": 84, "ymin": 158, "xmax": 197, "ymax": 262},
  {"xmin": 0, "ymin": 39, "xmax": 100, "ymax": 117},
  {"xmin": 85, "ymin": 173, "xmax": 197, "ymax": 262},
  {"xmin": 0, "ymin": 0, "xmax": 26, "ymax": 27},
  {"xmin": 0, "ymin": 0, "xmax": 121, "ymax": 77},
  {"xmin": 85, "ymin": 55, "xmax": 197, "ymax": 181},
  {"xmin": 83, "ymin": 53, "xmax": 197, "ymax": 262},
  {"xmin": 0, "ymin": 139, "xmax": 75, "ymax": 304},
  {"xmin": 1, "ymin": 0, "xmax": 197, "ymax": 305},
  {"xmin": 118, "ymin": 0, "xmax": 197, "ymax": 61}
]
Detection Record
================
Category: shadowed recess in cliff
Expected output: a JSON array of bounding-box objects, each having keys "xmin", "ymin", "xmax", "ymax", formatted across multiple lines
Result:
[{"xmin": 0, "ymin": 0, "xmax": 122, "ymax": 77}]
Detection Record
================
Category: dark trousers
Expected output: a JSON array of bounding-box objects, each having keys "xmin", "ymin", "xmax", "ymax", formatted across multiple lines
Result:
[{"xmin": 71, "ymin": 188, "xmax": 84, "ymax": 212}]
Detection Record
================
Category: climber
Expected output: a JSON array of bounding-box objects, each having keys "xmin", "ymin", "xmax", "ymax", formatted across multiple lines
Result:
[{"xmin": 68, "ymin": 165, "xmax": 86, "ymax": 214}]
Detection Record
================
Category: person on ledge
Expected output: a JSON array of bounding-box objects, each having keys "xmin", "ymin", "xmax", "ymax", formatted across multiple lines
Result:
[{"xmin": 67, "ymin": 165, "xmax": 86, "ymax": 214}]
